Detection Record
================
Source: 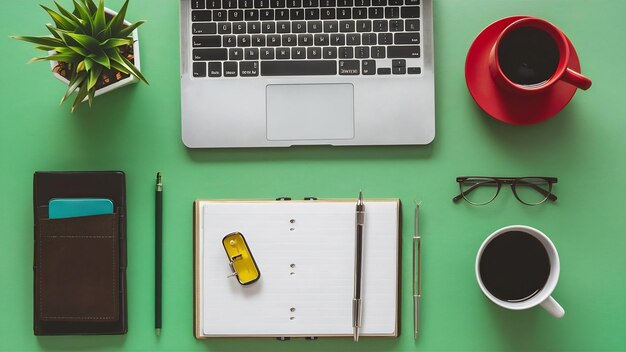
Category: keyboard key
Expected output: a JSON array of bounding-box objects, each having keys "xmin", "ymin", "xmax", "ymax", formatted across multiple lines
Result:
[
  {"xmin": 406, "ymin": 0, "xmax": 419, "ymax": 4},
  {"xmin": 252, "ymin": 34, "xmax": 265, "ymax": 46},
  {"xmin": 314, "ymin": 33, "xmax": 329, "ymax": 45},
  {"xmin": 389, "ymin": 0, "xmax": 402, "ymax": 5},
  {"xmin": 206, "ymin": 0, "xmax": 221, "ymax": 8},
  {"xmin": 262, "ymin": 21, "xmax": 276, "ymax": 33},
  {"xmin": 255, "ymin": 0, "xmax": 270, "ymax": 7},
  {"xmin": 193, "ymin": 35, "xmax": 221, "ymax": 47},
  {"xmin": 356, "ymin": 20, "xmax": 371, "ymax": 32},
  {"xmin": 245, "ymin": 48, "xmax": 259, "ymax": 59},
  {"xmin": 193, "ymin": 48, "xmax": 228, "ymax": 60},
  {"xmin": 362, "ymin": 33, "xmax": 376, "ymax": 45},
  {"xmin": 371, "ymin": 46, "xmax": 385, "ymax": 58},
  {"xmin": 372, "ymin": 0, "xmax": 385, "ymax": 5},
  {"xmin": 224, "ymin": 61, "xmax": 238, "ymax": 77},
  {"xmin": 192, "ymin": 0, "xmax": 205, "ymax": 9},
  {"xmin": 323, "ymin": 47, "xmax": 337, "ymax": 58},
  {"xmin": 321, "ymin": 8, "xmax": 335, "ymax": 19},
  {"xmin": 238, "ymin": 34, "xmax": 251, "ymax": 46},
  {"xmin": 378, "ymin": 33, "xmax": 392, "ymax": 44},
  {"xmin": 320, "ymin": 0, "xmax": 336, "ymax": 6},
  {"xmin": 339, "ymin": 47, "xmax": 353, "ymax": 58},
  {"xmin": 395, "ymin": 32, "xmax": 419, "ymax": 44},
  {"xmin": 276, "ymin": 48, "xmax": 290, "ymax": 59},
  {"xmin": 369, "ymin": 7, "xmax": 383, "ymax": 18},
  {"xmin": 282, "ymin": 34, "xmax": 297, "ymax": 46},
  {"xmin": 306, "ymin": 9, "xmax": 320, "ymax": 20},
  {"xmin": 362, "ymin": 59, "xmax": 375, "ymax": 75},
  {"xmin": 260, "ymin": 9, "xmax": 274, "ymax": 20},
  {"xmin": 228, "ymin": 10, "xmax": 244, "ymax": 21},
  {"xmin": 275, "ymin": 8, "xmax": 289, "ymax": 19},
  {"xmin": 401, "ymin": 6, "xmax": 420, "ymax": 18},
  {"xmin": 340, "ymin": 20, "xmax": 355, "ymax": 32},
  {"xmin": 193, "ymin": 23, "xmax": 217, "ymax": 34},
  {"xmin": 218, "ymin": 22, "xmax": 231, "ymax": 34},
  {"xmin": 324, "ymin": 21, "xmax": 339, "ymax": 32},
  {"xmin": 239, "ymin": 0, "xmax": 254, "ymax": 7},
  {"xmin": 373, "ymin": 20, "xmax": 387, "ymax": 31},
  {"xmin": 330, "ymin": 33, "xmax": 346, "ymax": 45},
  {"xmin": 261, "ymin": 60, "xmax": 337, "ymax": 75},
  {"xmin": 393, "ymin": 65, "xmax": 406, "ymax": 74},
  {"xmin": 260, "ymin": 47, "xmax": 275, "ymax": 59},
  {"xmin": 337, "ymin": 8, "xmax": 351, "ymax": 19},
  {"xmin": 233, "ymin": 22, "xmax": 246, "ymax": 34},
  {"xmin": 223, "ymin": 35, "xmax": 236, "ymax": 46},
  {"xmin": 337, "ymin": 0, "xmax": 353, "ymax": 6},
  {"xmin": 229, "ymin": 48, "xmax": 243, "ymax": 60},
  {"xmin": 392, "ymin": 59, "xmax": 405, "ymax": 67},
  {"xmin": 287, "ymin": 0, "xmax": 302, "ymax": 6},
  {"xmin": 291, "ymin": 47, "xmax": 306, "ymax": 59},
  {"xmin": 293, "ymin": 21, "xmax": 307, "ymax": 33},
  {"xmin": 304, "ymin": 0, "xmax": 319, "ymax": 6},
  {"xmin": 308, "ymin": 21, "xmax": 323, "ymax": 33},
  {"xmin": 377, "ymin": 67, "xmax": 391, "ymax": 74},
  {"xmin": 277, "ymin": 21, "xmax": 290, "ymax": 33},
  {"xmin": 355, "ymin": 0, "xmax": 370, "ymax": 6},
  {"xmin": 355, "ymin": 46, "xmax": 369, "ymax": 58},
  {"xmin": 388, "ymin": 45, "xmax": 419, "ymax": 58},
  {"xmin": 390, "ymin": 20, "xmax": 404, "ymax": 31},
  {"xmin": 271, "ymin": 0, "xmax": 286, "ymax": 7},
  {"xmin": 268, "ymin": 34, "xmax": 281, "ymax": 45},
  {"xmin": 248, "ymin": 21, "xmax": 261, "ymax": 33},
  {"xmin": 290, "ymin": 8, "xmax": 304, "ymax": 19},
  {"xmin": 346, "ymin": 33, "xmax": 360, "ymax": 45},
  {"xmin": 208, "ymin": 61, "xmax": 222, "ymax": 77},
  {"xmin": 353, "ymin": 8, "xmax": 368, "ymax": 19},
  {"xmin": 298, "ymin": 34, "xmax": 314, "ymax": 46},
  {"xmin": 192, "ymin": 10, "xmax": 211, "ymax": 21},
  {"xmin": 385, "ymin": 7, "xmax": 400, "ymax": 19},
  {"xmin": 307, "ymin": 47, "xmax": 322, "ymax": 59},
  {"xmin": 408, "ymin": 67, "xmax": 421, "ymax": 74},
  {"xmin": 223, "ymin": 0, "xmax": 237, "ymax": 8},
  {"xmin": 245, "ymin": 9, "xmax": 259, "ymax": 20},
  {"xmin": 339, "ymin": 60, "xmax": 359, "ymax": 75},
  {"xmin": 405, "ymin": 19, "xmax": 419, "ymax": 31},
  {"xmin": 193, "ymin": 62, "xmax": 206, "ymax": 77},
  {"xmin": 213, "ymin": 10, "xmax": 227, "ymax": 21}
]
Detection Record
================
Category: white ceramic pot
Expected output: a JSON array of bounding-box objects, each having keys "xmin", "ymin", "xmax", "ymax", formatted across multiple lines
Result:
[{"xmin": 49, "ymin": 7, "xmax": 141, "ymax": 100}]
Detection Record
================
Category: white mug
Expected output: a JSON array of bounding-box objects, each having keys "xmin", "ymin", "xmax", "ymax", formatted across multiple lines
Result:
[{"xmin": 475, "ymin": 225, "xmax": 564, "ymax": 318}]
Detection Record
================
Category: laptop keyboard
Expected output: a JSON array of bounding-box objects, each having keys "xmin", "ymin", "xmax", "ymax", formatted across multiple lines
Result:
[{"xmin": 189, "ymin": 0, "xmax": 422, "ymax": 77}]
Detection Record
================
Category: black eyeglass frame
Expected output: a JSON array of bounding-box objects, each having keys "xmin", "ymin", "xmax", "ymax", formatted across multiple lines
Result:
[{"xmin": 453, "ymin": 176, "xmax": 558, "ymax": 206}]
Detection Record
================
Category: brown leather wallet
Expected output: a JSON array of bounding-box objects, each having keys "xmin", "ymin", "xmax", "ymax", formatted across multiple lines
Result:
[{"xmin": 33, "ymin": 171, "xmax": 127, "ymax": 335}]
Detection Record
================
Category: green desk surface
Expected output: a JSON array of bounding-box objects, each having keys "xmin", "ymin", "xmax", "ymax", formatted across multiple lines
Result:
[{"xmin": 1, "ymin": 0, "xmax": 625, "ymax": 351}]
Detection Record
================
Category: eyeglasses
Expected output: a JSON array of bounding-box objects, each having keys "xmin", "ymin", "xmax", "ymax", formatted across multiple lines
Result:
[{"xmin": 453, "ymin": 176, "xmax": 558, "ymax": 206}]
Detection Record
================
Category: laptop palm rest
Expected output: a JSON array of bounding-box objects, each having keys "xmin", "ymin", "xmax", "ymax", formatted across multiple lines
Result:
[{"xmin": 266, "ymin": 84, "xmax": 355, "ymax": 141}]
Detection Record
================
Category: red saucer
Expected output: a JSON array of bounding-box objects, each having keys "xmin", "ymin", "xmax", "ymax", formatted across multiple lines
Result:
[{"xmin": 465, "ymin": 16, "xmax": 581, "ymax": 125}]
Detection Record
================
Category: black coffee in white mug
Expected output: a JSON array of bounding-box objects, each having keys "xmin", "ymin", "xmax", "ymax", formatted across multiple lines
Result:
[
  {"xmin": 475, "ymin": 225, "xmax": 565, "ymax": 318},
  {"xmin": 497, "ymin": 27, "xmax": 560, "ymax": 86}
]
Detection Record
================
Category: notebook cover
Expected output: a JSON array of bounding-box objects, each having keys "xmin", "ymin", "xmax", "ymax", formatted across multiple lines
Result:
[{"xmin": 33, "ymin": 171, "xmax": 127, "ymax": 335}]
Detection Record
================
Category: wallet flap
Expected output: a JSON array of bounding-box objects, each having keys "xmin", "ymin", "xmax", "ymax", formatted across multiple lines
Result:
[{"xmin": 37, "ymin": 214, "xmax": 119, "ymax": 322}]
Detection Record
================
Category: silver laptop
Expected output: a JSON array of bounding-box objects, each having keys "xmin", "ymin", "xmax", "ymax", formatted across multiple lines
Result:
[{"xmin": 180, "ymin": 0, "xmax": 434, "ymax": 148}]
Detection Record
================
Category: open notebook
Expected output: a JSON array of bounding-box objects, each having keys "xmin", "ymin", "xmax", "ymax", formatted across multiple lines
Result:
[{"xmin": 193, "ymin": 199, "xmax": 401, "ymax": 338}]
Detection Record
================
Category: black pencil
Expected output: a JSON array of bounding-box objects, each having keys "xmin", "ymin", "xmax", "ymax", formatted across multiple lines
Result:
[{"xmin": 155, "ymin": 172, "xmax": 163, "ymax": 336}]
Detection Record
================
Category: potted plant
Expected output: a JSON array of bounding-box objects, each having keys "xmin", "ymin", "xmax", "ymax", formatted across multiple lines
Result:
[{"xmin": 12, "ymin": 0, "xmax": 148, "ymax": 112}]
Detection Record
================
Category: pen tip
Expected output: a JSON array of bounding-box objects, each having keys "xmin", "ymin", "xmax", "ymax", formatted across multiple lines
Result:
[
  {"xmin": 353, "ymin": 327, "xmax": 359, "ymax": 342},
  {"xmin": 156, "ymin": 328, "xmax": 161, "ymax": 336}
]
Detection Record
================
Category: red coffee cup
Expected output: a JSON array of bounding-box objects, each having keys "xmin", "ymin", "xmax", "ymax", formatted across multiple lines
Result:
[{"xmin": 489, "ymin": 17, "xmax": 591, "ymax": 95}]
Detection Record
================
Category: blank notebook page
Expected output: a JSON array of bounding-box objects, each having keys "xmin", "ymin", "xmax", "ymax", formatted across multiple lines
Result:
[{"xmin": 197, "ymin": 200, "xmax": 399, "ymax": 337}]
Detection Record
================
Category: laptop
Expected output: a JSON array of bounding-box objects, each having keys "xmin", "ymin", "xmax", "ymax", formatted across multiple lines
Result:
[{"xmin": 180, "ymin": 0, "xmax": 434, "ymax": 148}]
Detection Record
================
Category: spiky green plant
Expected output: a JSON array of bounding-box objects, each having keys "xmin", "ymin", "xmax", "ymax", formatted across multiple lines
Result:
[{"xmin": 12, "ymin": 0, "xmax": 148, "ymax": 112}]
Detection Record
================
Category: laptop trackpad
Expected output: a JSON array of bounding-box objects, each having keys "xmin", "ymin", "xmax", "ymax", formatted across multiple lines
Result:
[{"xmin": 266, "ymin": 84, "xmax": 354, "ymax": 141}]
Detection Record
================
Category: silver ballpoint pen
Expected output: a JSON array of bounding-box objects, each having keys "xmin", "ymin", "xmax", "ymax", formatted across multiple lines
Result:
[
  {"xmin": 353, "ymin": 191, "xmax": 365, "ymax": 342},
  {"xmin": 414, "ymin": 202, "xmax": 421, "ymax": 339}
]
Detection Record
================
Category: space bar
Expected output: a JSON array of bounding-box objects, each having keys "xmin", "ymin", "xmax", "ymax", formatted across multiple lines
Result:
[{"xmin": 261, "ymin": 61, "xmax": 337, "ymax": 76}]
